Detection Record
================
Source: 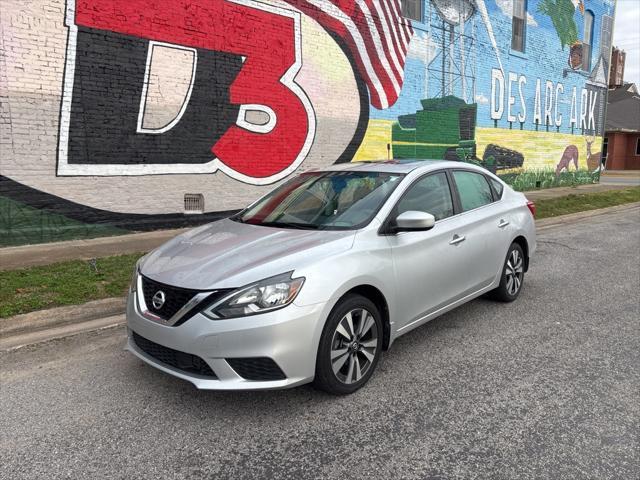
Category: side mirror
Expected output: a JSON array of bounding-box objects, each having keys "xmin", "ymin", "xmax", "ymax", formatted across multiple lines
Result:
[{"xmin": 394, "ymin": 211, "xmax": 435, "ymax": 232}]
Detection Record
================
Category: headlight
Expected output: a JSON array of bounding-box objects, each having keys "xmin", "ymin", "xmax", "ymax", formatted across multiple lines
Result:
[
  {"xmin": 202, "ymin": 272, "xmax": 305, "ymax": 319},
  {"xmin": 129, "ymin": 258, "xmax": 142, "ymax": 293}
]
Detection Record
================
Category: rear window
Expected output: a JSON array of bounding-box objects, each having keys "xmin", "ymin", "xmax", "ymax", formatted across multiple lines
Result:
[
  {"xmin": 489, "ymin": 177, "xmax": 504, "ymax": 199},
  {"xmin": 452, "ymin": 170, "xmax": 494, "ymax": 211}
]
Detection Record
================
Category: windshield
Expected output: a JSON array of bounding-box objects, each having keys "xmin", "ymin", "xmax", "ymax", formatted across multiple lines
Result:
[{"xmin": 232, "ymin": 171, "xmax": 404, "ymax": 230}]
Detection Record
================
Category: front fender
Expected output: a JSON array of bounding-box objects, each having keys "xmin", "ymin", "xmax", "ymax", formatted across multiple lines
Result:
[{"xmin": 293, "ymin": 225, "xmax": 398, "ymax": 346}]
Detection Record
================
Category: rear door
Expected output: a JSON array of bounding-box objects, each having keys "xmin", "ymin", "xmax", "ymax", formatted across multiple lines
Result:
[{"xmin": 449, "ymin": 169, "xmax": 511, "ymax": 292}]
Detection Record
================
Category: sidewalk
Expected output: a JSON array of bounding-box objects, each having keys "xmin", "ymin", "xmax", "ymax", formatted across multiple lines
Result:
[
  {"xmin": 1, "ymin": 182, "xmax": 638, "ymax": 271},
  {"xmin": 0, "ymin": 228, "xmax": 188, "ymax": 271},
  {"xmin": 598, "ymin": 170, "xmax": 640, "ymax": 186}
]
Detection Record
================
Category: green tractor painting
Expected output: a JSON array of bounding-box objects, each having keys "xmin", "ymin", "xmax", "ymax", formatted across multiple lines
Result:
[{"xmin": 391, "ymin": 96, "xmax": 524, "ymax": 172}]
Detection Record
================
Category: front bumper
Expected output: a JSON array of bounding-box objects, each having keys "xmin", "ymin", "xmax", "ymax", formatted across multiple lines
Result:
[{"xmin": 125, "ymin": 290, "xmax": 326, "ymax": 390}]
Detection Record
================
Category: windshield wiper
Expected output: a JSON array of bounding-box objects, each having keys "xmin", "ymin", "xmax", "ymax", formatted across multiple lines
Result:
[{"xmin": 258, "ymin": 221, "xmax": 319, "ymax": 230}]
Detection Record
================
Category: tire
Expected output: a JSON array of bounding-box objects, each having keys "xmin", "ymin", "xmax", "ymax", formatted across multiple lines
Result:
[
  {"xmin": 488, "ymin": 242, "xmax": 525, "ymax": 302},
  {"xmin": 313, "ymin": 294, "xmax": 383, "ymax": 395}
]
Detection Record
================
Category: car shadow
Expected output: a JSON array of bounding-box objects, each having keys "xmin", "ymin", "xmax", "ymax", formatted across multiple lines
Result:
[{"xmin": 125, "ymin": 286, "xmax": 537, "ymax": 416}]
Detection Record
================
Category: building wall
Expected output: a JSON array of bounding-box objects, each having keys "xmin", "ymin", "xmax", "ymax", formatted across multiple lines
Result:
[
  {"xmin": 606, "ymin": 132, "xmax": 640, "ymax": 170},
  {"xmin": 0, "ymin": 0, "xmax": 616, "ymax": 245}
]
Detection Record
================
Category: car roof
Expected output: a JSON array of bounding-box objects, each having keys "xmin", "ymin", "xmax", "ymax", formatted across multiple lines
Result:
[
  {"xmin": 314, "ymin": 159, "xmax": 505, "ymax": 182},
  {"xmin": 315, "ymin": 159, "xmax": 445, "ymax": 174}
]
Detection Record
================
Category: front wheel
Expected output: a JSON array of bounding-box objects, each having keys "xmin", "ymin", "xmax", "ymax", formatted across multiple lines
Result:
[
  {"xmin": 313, "ymin": 294, "xmax": 382, "ymax": 395},
  {"xmin": 488, "ymin": 242, "xmax": 525, "ymax": 302}
]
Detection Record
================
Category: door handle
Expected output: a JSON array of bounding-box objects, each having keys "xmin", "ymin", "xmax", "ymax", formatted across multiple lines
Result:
[
  {"xmin": 498, "ymin": 219, "xmax": 510, "ymax": 228},
  {"xmin": 449, "ymin": 234, "xmax": 466, "ymax": 245}
]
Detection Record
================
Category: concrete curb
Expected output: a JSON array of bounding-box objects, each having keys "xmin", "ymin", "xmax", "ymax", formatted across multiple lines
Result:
[
  {"xmin": 0, "ymin": 315, "xmax": 125, "ymax": 352},
  {"xmin": 1, "ymin": 297, "xmax": 125, "ymax": 339},
  {"xmin": 2, "ymin": 201, "xmax": 638, "ymax": 350}
]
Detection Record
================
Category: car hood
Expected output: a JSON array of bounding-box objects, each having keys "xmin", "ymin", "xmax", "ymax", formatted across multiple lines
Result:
[{"xmin": 140, "ymin": 219, "xmax": 356, "ymax": 289}]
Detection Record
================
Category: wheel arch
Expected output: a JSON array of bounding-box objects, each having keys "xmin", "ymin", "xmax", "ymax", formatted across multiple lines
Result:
[
  {"xmin": 512, "ymin": 235, "xmax": 530, "ymax": 272},
  {"xmin": 336, "ymin": 284, "xmax": 392, "ymax": 351}
]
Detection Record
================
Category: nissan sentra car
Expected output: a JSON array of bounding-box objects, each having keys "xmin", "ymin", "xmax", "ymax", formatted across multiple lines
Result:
[{"xmin": 126, "ymin": 160, "xmax": 536, "ymax": 394}]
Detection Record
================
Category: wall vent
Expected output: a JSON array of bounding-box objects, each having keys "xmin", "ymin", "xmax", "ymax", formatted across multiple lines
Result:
[{"xmin": 183, "ymin": 193, "xmax": 204, "ymax": 214}]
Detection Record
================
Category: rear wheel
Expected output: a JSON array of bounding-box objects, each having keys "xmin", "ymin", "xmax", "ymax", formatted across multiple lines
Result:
[
  {"xmin": 488, "ymin": 242, "xmax": 525, "ymax": 302},
  {"xmin": 313, "ymin": 294, "xmax": 382, "ymax": 395}
]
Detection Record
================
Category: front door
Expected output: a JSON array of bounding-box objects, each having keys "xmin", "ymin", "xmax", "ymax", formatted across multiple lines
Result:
[{"xmin": 387, "ymin": 171, "xmax": 473, "ymax": 329}]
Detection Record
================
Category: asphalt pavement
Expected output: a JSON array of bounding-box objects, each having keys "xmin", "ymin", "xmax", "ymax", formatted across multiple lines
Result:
[{"xmin": 1, "ymin": 208, "xmax": 639, "ymax": 479}]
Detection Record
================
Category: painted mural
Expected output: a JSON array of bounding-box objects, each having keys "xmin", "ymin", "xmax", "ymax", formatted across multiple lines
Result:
[
  {"xmin": 0, "ymin": 0, "xmax": 615, "ymax": 245},
  {"xmin": 354, "ymin": 0, "xmax": 613, "ymax": 180}
]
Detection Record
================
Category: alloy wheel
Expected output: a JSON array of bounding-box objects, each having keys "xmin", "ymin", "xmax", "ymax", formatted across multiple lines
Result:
[
  {"xmin": 505, "ymin": 249, "xmax": 524, "ymax": 296},
  {"xmin": 330, "ymin": 308, "xmax": 378, "ymax": 384}
]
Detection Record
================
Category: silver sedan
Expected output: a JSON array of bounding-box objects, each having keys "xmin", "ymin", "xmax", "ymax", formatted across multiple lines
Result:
[{"xmin": 126, "ymin": 160, "xmax": 536, "ymax": 394}]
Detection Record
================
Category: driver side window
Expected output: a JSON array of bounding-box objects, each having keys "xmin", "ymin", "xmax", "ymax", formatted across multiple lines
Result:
[{"xmin": 396, "ymin": 172, "xmax": 454, "ymax": 221}]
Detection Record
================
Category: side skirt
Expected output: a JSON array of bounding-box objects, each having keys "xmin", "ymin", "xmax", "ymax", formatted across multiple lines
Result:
[{"xmin": 389, "ymin": 281, "xmax": 499, "ymax": 345}]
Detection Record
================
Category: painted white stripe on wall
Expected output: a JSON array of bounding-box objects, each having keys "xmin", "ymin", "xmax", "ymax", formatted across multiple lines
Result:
[
  {"xmin": 388, "ymin": 0, "xmax": 410, "ymax": 50},
  {"xmin": 354, "ymin": 0, "xmax": 401, "ymax": 93},
  {"xmin": 370, "ymin": 0, "xmax": 404, "ymax": 76},
  {"xmin": 379, "ymin": 0, "xmax": 408, "ymax": 59}
]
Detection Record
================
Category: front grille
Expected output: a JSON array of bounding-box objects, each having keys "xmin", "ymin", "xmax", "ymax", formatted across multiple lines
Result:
[
  {"xmin": 227, "ymin": 357, "xmax": 286, "ymax": 381},
  {"xmin": 132, "ymin": 331, "xmax": 217, "ymax": 378},
  {"xmin": 141, "ymin": 275, "xmax": 199, "ymax": 321}
]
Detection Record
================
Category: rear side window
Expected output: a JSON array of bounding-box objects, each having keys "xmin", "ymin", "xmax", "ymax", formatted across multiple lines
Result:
[
  {"xmin": 396, "ymin": 172, "xmax": 454, "ymax": 221},
  {"xmin": 489, "ymin": 177, "xmax": 504, "ymax": 199},
  {"xmin": 452, "ymin": 171, "xmax": 494, "ymax": 211}
]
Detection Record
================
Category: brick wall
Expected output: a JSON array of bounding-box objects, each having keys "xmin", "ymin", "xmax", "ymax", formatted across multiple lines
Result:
[
  {"xmin": 0, "ymin": 0, "xmax": 615, "ymax": 246},
  {"xmin": 606, "ymin": 133, "xmax": 640, "ymax": 170}
]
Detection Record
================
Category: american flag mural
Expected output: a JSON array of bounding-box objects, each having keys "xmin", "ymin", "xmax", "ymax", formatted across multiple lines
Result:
[{"xmin": 284, "ymin": 0, "xmax": 415, "ymax": 109}]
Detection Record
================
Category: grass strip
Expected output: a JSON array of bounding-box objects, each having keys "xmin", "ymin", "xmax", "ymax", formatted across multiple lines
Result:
[
  {"xmin": 0, "ymin": 253, "xmax": 143, "ymax": 318},
  {"xmin": 1, "ymin": 187, "xmax": 639, "ymax": 318},
  {"xmin": 535, "ymin": 186, "xmax": 640, "ymax": 219}
]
